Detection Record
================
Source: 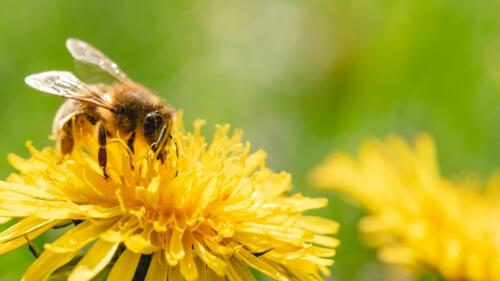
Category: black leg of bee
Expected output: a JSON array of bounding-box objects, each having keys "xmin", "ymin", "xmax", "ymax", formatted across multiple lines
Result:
[
  {"xmin": 127, "ymin": 132, "xmax": 136, "ymax": 170},
  {"xmin": 127, "ymin": 131, "xmax": 135, "ymax": 153},
  {"xmin": 158, "ymin": 134, "xmax": 179, "ymax": 160},
  {"xmin": 98, "ymin": 124, "xmax": 108, "ymax": 179},
  {"xmin": 156, "ymin": 150, "xmax": 166, "ymax": 163}
]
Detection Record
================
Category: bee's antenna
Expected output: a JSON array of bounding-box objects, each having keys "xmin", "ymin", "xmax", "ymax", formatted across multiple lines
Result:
[{"xmin": 152, "ymin": 125, "xmax": 168, "ymax": 153}]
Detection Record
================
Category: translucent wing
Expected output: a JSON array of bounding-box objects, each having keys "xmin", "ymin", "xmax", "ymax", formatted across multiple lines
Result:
[
  {"xmin": 73, "ymin": 60, "xmax": 118, "ymax": 85},
  {"xmin": 66, "ymin": 38, "xmax": 130, "ymax": 82},
  {"xmin": 25, "ymin": 71, "xmax": 113, "ymax": 110}
]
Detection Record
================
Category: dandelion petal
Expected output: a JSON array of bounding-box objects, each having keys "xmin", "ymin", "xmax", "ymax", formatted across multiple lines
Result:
[
  {"xmin": 106, "ymin": 249, "xmax": 141, "ymax": 281},
  {"xmin": 145, "ymin": 252, "xmax": 167, "ymax": 281},
  {"xmin": 68, "ymin": 239, "xmax": 119, "ymax": 281}
]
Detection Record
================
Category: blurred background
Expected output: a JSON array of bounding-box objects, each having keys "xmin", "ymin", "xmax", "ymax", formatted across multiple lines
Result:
[{"xmin": 0, "ymin": 0, "xmax": 498, "ymax": 280}]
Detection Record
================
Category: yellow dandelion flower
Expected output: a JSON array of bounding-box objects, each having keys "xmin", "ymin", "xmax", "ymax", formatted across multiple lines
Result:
[
  {"xmin": 0, "ymin": 114, "xmax": 339, "ymax": 281},
  {"xmin": 310, "ymin": 134, "xmax": 500, "ymax": 281}
]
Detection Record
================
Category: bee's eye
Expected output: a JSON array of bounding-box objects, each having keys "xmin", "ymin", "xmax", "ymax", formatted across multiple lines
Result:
[{"xmin": 143, "ymin": 111, "xmax": 164, "ymax": 141}]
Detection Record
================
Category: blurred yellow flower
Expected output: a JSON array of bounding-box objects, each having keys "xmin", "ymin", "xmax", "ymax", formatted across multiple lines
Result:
[
  {"xmin": 0, "ymin": 115, "xmax": 338, "ymax": 281},
  {"xmin": 310, "ymin": 134, "xmax": 500, "ymax": 281}
]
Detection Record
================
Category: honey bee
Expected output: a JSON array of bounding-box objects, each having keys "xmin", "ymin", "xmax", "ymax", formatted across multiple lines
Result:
[{"xmin": 25, "ymin": 38, "xmax": 175, "ymax": 178}]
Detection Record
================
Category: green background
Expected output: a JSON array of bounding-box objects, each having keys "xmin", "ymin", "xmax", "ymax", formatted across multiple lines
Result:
[{"xmin": 0, "ymin": 0, "xmax": 498, "ymax": 280}]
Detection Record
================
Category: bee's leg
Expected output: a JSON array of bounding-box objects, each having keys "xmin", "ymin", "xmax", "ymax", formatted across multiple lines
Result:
[
  {"xmin": 58, "ymin": 121, "xmax": 75, "ymax": 158},
  {"xmin": 98, "ymin": 124, "xmax": 109, "ymax": 179},
  {"xmin": 55, "ymin": 123, "xmax": 75, "ymax": 165},
  {"xmin": 60, "ymin": 133, "xmax": 74, "ymax": 155},
  {"xmin": 156, "ymin": 150, "xmax": 166, "ymax": 163},
  {"xmin": 24, "ymin": 235, "xmax": 40, "ymax": 258},
  {"xmin": 127, "ymin": 131, "xmax": 135, "ymax": 153},
  {"xmin": 127, "ymin": 131, "xmax": 135, "ymax": 170},
  {"xmin": 154, "ymin": 134, "xmax": 178, "ymax": 166}
]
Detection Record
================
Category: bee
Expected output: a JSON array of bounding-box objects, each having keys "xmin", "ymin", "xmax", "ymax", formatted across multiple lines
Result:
[{"xmin": 25, "ymin": 38, "xmax": 175, "ymax": 178}]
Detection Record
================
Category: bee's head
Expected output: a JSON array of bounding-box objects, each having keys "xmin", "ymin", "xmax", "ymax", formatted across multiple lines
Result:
[{"xmin": 142, "ymin": 108, "xmax": 174, "ymax": 151}]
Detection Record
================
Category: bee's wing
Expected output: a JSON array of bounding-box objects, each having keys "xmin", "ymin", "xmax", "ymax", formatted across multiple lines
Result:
[
  {"xmin": 25, "ymin": 71, "xmax": 113, "ymax": 110},
  {"xmin": 66, "ymin": 38, "xmax": 130, "ymax": 82}
]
